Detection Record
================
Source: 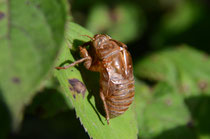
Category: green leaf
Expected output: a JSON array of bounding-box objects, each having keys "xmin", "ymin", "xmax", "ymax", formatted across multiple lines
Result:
[
  {"xmin": 135, "ymin": 81, "xmax": 192, "ymax": 138},
  {"xmin": 134, "ymin": 46, "xmax": 210, "ymax": 96},
  {"xmin": 54, "ymin": 22, "xmax": 138, "ymax": 139},
  {"xmin": 134, "ymin": 79, "xmax": 152, "ymax": 134},
  {"xmin": 86, "ymin": 4, "xmax": 112, "ymax": 35},
  {"xmin": 0, "ymin": 0, "xmax": 68, "ymax": 130},
  {"xmin": 86, "ymin": 3, "xmax": 145, "ymax": 43}
]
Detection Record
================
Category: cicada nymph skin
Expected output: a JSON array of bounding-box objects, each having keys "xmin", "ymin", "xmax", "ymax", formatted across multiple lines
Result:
[{"xmin": 56, "ymin": 34, "xmax": 135, "ymax": 124}]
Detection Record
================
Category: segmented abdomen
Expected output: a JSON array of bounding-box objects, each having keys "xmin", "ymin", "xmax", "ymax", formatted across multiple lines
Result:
[{"xmin": 105, "ymin": 78, "xmax": 135, "ymax": 118}]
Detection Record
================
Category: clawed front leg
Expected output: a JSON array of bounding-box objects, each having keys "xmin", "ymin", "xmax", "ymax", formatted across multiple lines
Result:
[
  {"xmin": 55, "ymin": 57, "xmax": 90, "ymax": 70},
  {"xmin": 55, "ymin": 42, "xmax": 92, "ymax": 70}
]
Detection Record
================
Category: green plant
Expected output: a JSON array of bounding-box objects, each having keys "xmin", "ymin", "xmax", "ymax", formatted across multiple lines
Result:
[{"xmin": 1, "ymin": 0, "xmax": 210, "ymax": 138}]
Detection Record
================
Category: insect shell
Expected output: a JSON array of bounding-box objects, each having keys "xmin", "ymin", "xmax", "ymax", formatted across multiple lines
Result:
[{"xmin": 56, "ymin": 34, "xmax": 135, "ymax": 124}]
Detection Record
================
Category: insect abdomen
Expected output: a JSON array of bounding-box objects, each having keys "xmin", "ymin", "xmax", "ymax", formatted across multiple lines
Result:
[{"xmin": 106, "ymin": 78, "xmax": 135, "ymax": 118}]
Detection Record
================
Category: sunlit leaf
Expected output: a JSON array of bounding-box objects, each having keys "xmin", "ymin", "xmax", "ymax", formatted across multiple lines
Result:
[
  {"xmin": 0, "ymin": 0, "xmax": 67, "ymax": 130},
  {"xmin": 135, "ymin": 81, "xmax": 192, "ymax": 138},
  {"xmin": 135, "ymin": 46, "xmax": 210, "ymax": 96},
  {"xmin": 86, "ymin": 3, "xmax": 145, "ymax": 43}
]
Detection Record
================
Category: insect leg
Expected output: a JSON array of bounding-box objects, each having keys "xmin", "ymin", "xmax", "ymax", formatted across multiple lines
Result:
[
  {"xmin": 80, "ymin": 45, "xmax": 102, "ymax": 71},
  {"xmin": 79, "ymin": 46, "xmax": 93, "ymax": 70},
  {"xmin": 100, "ymin": 90, "xmax": 110, "ymax": 124},
  {"xmin": 55, "ymin": 42, "xmax": 92, "ymax": 70},
  {"xmin": 55, "ymin": 57, "xmax": 90, "ymax": 69}
]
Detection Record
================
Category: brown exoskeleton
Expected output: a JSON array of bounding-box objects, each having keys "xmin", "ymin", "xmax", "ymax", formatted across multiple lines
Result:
[{"xmin": 56, "ymin": 34, "xmax": 135, "ymax": 124}]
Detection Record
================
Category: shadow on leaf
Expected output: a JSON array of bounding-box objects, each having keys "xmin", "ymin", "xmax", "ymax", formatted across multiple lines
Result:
[
  {"xmin": 153, "ymin": 124, "xmax": 197, "ymax": 139},
  {"xmin": 68, "ymin": 39, "xmax": 105, "ymax": 125},
  {"xmin": 0, "ymin": 89, "xmax": 11, "ymax": 139},
  {"xmin": 10, "ymin": 87, "xmax": 89, "ymax": 138},
  {"xmin": 185, "ymin": 95, "xmax": 210, "ymax": 136}
]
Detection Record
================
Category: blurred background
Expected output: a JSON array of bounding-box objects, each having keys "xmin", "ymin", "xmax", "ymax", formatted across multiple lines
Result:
[{"xmin": 3, "ymin": 0, "xmax": 210, "ymax": 138}]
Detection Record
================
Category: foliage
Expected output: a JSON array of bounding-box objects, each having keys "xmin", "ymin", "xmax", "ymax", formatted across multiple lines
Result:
[
  {"xmin": 0, "ymin": 0, "xmax": 67, "ymax": 136},
  {"xmin": 0, "ymin": 0, "xmax": 210, "ymax": 138},
  {"xmin": 86, "ymin": 3, "xmax": 145, "ymax": 43}
]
